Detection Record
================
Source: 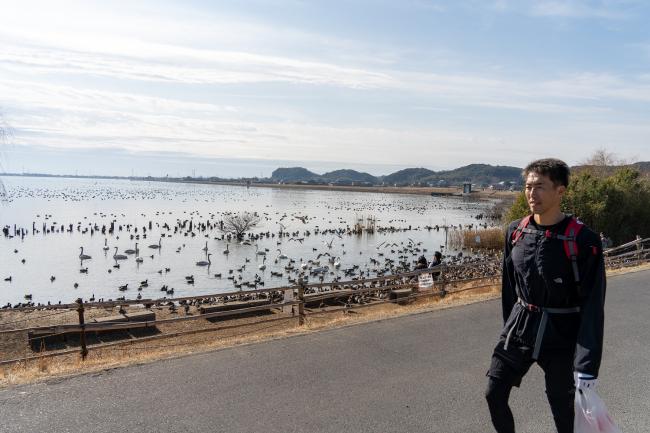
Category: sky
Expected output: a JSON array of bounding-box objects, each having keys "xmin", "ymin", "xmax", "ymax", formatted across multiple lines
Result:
[{"xmin": 1, "ymin": 0, "xmax": 649, "ymax": 178}]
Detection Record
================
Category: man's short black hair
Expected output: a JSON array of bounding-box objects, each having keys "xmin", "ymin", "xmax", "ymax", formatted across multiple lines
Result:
[{"xmin": 522, "ymin": 158, "xmax": 570, "ymax": 187}]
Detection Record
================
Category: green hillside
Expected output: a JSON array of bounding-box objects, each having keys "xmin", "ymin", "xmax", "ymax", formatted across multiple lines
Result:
[
  {"xmin": 321, "ymin": 169, "xmax": 378, "ymax": 184},
  {"xmin": 382, "ymin": 168, "xmax": 435, "ymax": 185}
]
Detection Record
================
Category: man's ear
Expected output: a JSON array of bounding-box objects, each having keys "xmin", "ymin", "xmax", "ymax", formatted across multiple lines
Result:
[{"xmin": 557, "ymin": 184, "xmax": 566, "ymax": 197}]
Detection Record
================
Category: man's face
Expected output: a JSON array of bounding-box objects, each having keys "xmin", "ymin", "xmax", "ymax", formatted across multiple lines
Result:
[{"xmin": 525, "ymin": 172, "xmax": 565, "ymax": 216}]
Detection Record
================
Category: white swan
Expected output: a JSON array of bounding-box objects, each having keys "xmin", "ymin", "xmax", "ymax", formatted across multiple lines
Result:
[
  {"xmin": 196, "ymin": 253, "xmax": 212, "ymax": 266},
  {"xmin": 276, "ymin": 249, "xmax": 288, "ymax": 259},
  {"xmin": 79, "ymin": 247, "xmax": 92, "ymax": 260},
  {"xmin": 149, "ymin": 238, "xmax": 161, "ymax": 249},
  {"xmin": 223, "ymin": 244, "xmax": 230, "ymax": 255},
  {"xmin": 102, "ymin": 239, "xmax": 109, "ymax": 251},
  {"xmin": 113, "ymin": 247, "xmax": 128, "ymax": 260}
]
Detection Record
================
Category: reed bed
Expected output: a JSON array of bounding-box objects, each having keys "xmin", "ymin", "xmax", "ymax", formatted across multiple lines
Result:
[{"xmin": 449, "ymin": 227, "xmax": 505, "ymax": 250}]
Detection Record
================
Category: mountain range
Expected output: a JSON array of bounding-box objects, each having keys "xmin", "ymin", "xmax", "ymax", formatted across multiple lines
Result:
[
  {"xmin": 271, "ymin": 164, "xmax": 523, "ymax": 186},
  {"xmin": 270, "ymin": 162, "xmax": 650, "ymax": 187}
]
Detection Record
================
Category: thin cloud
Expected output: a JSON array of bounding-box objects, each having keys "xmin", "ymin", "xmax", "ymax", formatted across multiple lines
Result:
[{"xmin": 529, "ymin": 1, "xmax": 632, "ymax": 19}]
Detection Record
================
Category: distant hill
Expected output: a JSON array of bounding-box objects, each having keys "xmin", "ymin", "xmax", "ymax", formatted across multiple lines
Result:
[
  {"xmin": 382, "ymin": 168, "xmax": 435, "ymax": 185},
  {"xmin": 270, "ymin": 167, "xmax": 321, "ymax": 183},
  {"xmin": 424, "ymin": 164, "xmax": 522, "ymax": 186},
  {"xmin": 321, "ymin": 169, "xmax": 378, "ymax": 184}
]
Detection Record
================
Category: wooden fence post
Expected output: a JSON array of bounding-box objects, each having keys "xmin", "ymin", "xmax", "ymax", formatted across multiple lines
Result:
[
  {"xmin": 76, "ymin": 298, "xmax": 88, "ymax": 361},
  {"xmin": 298, "ymin": 283, "xmax": 305, "ymax": 326}
]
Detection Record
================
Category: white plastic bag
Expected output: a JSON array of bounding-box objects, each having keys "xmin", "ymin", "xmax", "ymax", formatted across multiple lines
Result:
[{"xmin": 575, "ymin": 388, "xmax": 622, "ymax": 433}]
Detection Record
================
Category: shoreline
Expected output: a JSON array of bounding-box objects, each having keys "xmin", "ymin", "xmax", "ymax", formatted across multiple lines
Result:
[
  {"xmin": 2, "ymin": 173, "xmax": 518, "ymax": 200},
  {"xmin": 176, "ymin": 180, "xmax": 518, "ymax": 200}
]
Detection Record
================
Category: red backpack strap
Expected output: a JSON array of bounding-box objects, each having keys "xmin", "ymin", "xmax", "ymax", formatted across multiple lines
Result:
[
  {"xmin": 511, "ymin": 215, "xmax": 532, "ymax": 246},
  {"xmin": 563, "ymin": 217, "xmax": 584, "ymax": 285},
  {"xmin": 562, "ymin": 217, "xmax": 584, "ymax": 258}
]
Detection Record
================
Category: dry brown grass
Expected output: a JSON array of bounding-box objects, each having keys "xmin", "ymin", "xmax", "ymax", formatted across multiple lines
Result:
[
  {"xmin": 606, "ymin": 261, "xmax": 650, "ymax": 276},
  {"xmin": 449, "ymin": 227, "xmax": 505, "ymax": 250},
  {"xmin": 0, "ymin": 281, "xmax": 500, "ymax": 387}
]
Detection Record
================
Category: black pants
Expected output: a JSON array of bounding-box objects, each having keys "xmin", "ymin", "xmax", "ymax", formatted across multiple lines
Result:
[{"xmin": 485, "ymin": 343, "xmax": 575, "ymax": 433}]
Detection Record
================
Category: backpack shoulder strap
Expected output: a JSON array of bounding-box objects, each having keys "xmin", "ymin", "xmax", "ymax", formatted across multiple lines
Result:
[
  {"xmin": 562, "ymin": 217, "xmax": 584, "ymax": 285},
  {"xmin": 511, "ymin": 215, "xmax": 532, "ymax": 246}
]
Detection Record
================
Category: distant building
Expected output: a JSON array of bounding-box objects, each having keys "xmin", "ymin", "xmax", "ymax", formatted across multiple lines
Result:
[{"xmin": 463, "ymin": 182, "xmax": 472, "ymax": 194}]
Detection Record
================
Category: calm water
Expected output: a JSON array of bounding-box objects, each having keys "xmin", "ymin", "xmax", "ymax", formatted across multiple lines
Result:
[{"xmin": 0, "ymin": 176, "xmax": 495, "ymax": 306}]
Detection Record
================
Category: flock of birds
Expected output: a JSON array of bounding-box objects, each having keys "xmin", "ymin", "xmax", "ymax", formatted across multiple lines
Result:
[{"xmin": 1, "ymin": 179, "xmax": 501, "ymax": 309}]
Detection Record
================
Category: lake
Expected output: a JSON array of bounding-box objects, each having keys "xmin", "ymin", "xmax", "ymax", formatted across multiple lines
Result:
[{"xmin": 0, "ymin": 176, "xmax": 496, "ymax": 306}]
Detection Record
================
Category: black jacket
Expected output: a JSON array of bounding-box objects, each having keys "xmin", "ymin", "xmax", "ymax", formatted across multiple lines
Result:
[{"xmin": 500, "ymin": 215, "xmax": 606, "ymax": 377}]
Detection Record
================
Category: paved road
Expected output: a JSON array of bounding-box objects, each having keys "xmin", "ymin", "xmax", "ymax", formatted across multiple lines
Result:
[{"xmin": 1, "ymin": 270, "xmax": 648, "ymax": 433}]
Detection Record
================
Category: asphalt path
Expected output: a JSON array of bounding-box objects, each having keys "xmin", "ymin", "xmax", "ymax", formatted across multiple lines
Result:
[{"xmin": 1, "ymin": 270, "xmax": 648, "ymax": 433}]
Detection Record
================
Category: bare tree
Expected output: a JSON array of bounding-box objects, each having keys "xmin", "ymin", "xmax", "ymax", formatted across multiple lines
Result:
[
  {"xmin": 583, "ymin": 148, "xmax": 620, "ymax": 167},
  {"xmin": 220, "ymin": 212, "xmax": 260, "ymax": 239}
]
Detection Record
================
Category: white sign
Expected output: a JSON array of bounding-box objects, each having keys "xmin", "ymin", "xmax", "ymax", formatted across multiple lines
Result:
[
  {"xmin": 418, "ymin": 273, "xmax": 434, "ymax": 290},
  {"xmin": 283, "ymin": 289, "xmax": 294, "ymax": 313}
]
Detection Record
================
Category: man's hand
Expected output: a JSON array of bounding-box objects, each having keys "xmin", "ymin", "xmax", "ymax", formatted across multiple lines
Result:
[{"xmin": 575, "ymin": 372, "xmax": 598, "ymax": 391}]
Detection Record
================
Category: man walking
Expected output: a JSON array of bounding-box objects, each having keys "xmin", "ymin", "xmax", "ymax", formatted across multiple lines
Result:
[{"xmin": 485, "ymin": 158, "xmax": 606, "ymax": 433}]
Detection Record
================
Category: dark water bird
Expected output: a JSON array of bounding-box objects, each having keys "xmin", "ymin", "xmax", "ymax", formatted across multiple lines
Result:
[
  {"xmin": 113, "ymin": 247, "xmax": 128, "ymax": 260},
  {"xmin": 79, "ymin": 247, "xmax": 92, "ymax": 260},
  {"xmin": 196, "ymin": 253, "xmax": 212, "ymax": 266},
  {"xmin": 124, "ymin": 243, "xmax": 138, "ymax": 255},
  {"xmin": 149, "ymin": 238, "xmax": 161, "ymax": 249}
]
